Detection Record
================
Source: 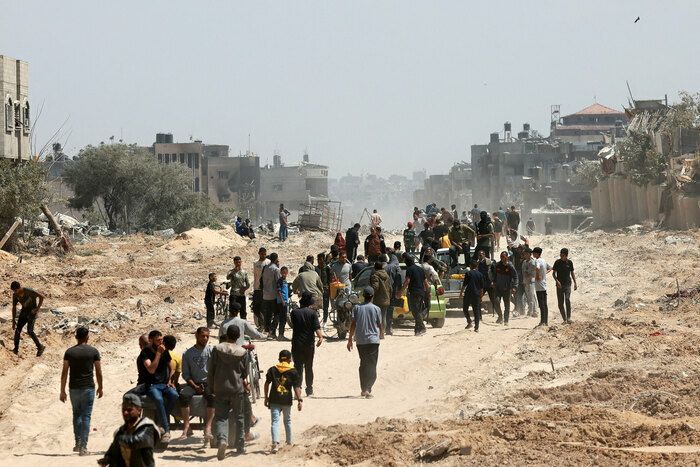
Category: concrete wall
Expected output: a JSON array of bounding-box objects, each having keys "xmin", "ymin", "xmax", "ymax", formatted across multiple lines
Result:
[
  {"xmin": 592, "ymin": 176, "xmax": 700, "ymax": 229},
  {"xmin": 1, "ymin": 56, "xmax": 30, "ymax": 160}
]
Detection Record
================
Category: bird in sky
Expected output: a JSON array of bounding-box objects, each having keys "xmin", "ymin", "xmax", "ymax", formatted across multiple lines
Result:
[{"xmin": 634, "ymin": 16, "xmax": 640, "ymax": 23}]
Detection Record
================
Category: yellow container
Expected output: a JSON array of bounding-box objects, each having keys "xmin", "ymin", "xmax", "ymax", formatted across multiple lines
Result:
[
  {"xmin": 451, "ymin": 274, "xmax": 465, "ymax": 280},
  {"xmin": 330, "ymin": 281, "xmax": 345, "ymax": 300}
]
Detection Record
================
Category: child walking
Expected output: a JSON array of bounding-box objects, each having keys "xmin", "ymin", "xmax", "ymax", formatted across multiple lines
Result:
[{"xmin": 264, "ymin": 349, "xmax": 303, "ymax": 453}]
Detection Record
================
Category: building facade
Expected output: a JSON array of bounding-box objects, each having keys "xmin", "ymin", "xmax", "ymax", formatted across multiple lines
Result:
[
  {"xmin": 153, "ymin": 133, "xmax": 260, "ymax": 213},
  {"xmin": 258, "ymin": 154, "xmax": 329, "ymax": 219},
  {"xmin": 1, "ymin": 55, "xmax": 30, "ymax": 160}
]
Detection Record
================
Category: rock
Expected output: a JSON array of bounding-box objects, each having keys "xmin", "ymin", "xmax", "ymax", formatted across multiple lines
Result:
[
  {"xmin": 581, "ymin": 344, "xmax": 599, "ymax": 353},
  {"xmin": 502, "ymin": 407, "xmax": 519, "ymax": 416},
  {"xmin": 116, "ymin": 311, "xmax": 132, "ymax": 321},
  {"xmin": 613, "ymin": 298, "xmax": 625, "ymax": 307},
  {"xmin": 164, "ymin": 296, "xmax": 175, "ymax": 304},
  {"xmin": 459, "ymin": 446, "xmax": 472, "ymax": 455},
  {"xmin": 77, "ymin": 316, "xmax": 90, "ymax": 324},
  {"xmin": 428, "ymin": 385, "xmax": 434, "ymax": 390},
  {"xmin": 492, "ymin": 427, "xmax": 506, "ymax": 438},
  {"xmin": 419, "ymin": 440, "xmax": 451, "ymax": 459},
  {"xmin": 0, "ymin": 339, "xmax": 4, "ymax": 347}
]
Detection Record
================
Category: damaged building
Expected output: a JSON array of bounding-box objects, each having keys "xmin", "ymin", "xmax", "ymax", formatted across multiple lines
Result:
[
  {"xmin": 591, "ymin": 97, "xmax": 700, "ymax": 229},
  {"xmin": 413, "ymin": 162, "xmax": 472, "ymax": 215},
  {"xmin": 470, "ymin": 103, "xmax": 627, "ymax": 231},
  {"xmin": 258, "ymin": 152, "xmax": 330, "ymax": 220},
  {"xmin": 153, "ymin": 133, "xmax": 260, "ymax": 214}
]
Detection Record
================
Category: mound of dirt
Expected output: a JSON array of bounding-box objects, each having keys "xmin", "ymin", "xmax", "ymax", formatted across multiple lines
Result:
[
  {"xmin": 162, "ymin": 226, "xmax": 249, "ymax": 252},
  {"xmin": 0, "ymin": 250, "xmax": 17, "ymax": 264}
]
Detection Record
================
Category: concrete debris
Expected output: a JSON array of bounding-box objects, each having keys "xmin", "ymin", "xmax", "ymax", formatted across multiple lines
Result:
[
  {"xmin": 154, "ymin": 228, "xmax": 175, "ymax": 237},
  {"xmin": 664, "ymin": 235, "xmax": 694, "ymax": 245}
]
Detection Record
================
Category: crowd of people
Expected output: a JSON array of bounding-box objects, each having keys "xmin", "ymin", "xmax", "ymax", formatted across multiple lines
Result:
[{"xmin": 7, "ymin": 200, "xmax": 578, "ymax": 464}]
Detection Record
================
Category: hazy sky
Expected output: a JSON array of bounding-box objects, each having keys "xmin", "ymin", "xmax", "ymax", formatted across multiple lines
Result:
[{"xmin": 2, "ymin": 1, "xmax": 698, "ymax": 177}]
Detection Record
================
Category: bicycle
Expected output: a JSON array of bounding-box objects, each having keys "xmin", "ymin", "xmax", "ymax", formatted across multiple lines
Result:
[
  {"xmin": 242, "ymin": 336, "xmax": 261, "ymax": 403},
  {"xmin": 214, "ymin": 281, "xmax": 231, "ymax": 321}
]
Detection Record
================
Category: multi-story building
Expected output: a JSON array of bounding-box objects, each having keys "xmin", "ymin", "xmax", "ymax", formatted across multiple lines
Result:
[
  {"xmin": 258, "ymin": 153, "xmax": 329, "ymax": 219},
  {"xmin": 552, "ymin": 103, "xmax": 627, "ymax": 144},
  {"xmin": 1, "ymin": 55, "xmax": 30, "ymax": 160},
  {"xmin": 153, "ymin": 133, "xmax": 260, "ymax": 213}
]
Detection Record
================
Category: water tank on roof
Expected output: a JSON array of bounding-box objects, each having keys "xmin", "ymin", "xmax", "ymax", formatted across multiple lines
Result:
[
  {"xmin": 273, "ymin": 154, "xmax": 282, "ymax": 167},
  {"xmin": 523, "ymin": 123, "xmax": 530, "ymax": 131},
  {"xmin": 518, "ymin": 131, "xmax": 529, "ymax": 140},
  {"xmin": 504, "ymin": 122, "xmax": 512, "ymax": 132},
  {"xmin": 165, "ymin": 133, "xmax": 173, "ymax": 144},
  {"xmin": 156, "ymin": 133, "xmax": 167, "ymax": 144},
  {"xmin": 303, "ymin": 153, "xmax": 309, "ymax": 163},
  {"xmin": 490, "ymin": 132, "xmax": 499, "ymax": 144}
]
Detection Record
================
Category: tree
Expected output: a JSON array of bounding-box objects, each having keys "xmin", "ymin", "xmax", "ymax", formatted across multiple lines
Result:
[
  {"xmin": 571, "ymin": 159, "xmax": 604, "ymax": 189},
  {"xmin": 0, "ymin": 159, "xmax": 48, "ymax": 249},
  {"xmin": 63, "ymin": 144, "xmax": 222, "ymax": 232}
]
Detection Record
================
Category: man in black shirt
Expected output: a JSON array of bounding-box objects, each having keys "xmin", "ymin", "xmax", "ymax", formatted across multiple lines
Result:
[
  {"xmin": 459, "ymin": 262, "xmax": 485, "ymax": 332},
  {"xmin": 10, "ymin": 281, "xmax": 46, "ymax": 356},
  {"xmin": 401, "ymin": 256, "xmax": 430, "ymax": 336},
  {"xmin": 552, "ymin": 248, "xmax": 577, "ymax": 324},
  {"xmin": 138, "ymin": 330, "xmax": 178, "ymax": 443},
  {"xmin": 290, "ymin": 292, "xmax": 324, "ymax": 397},
  {"xmin": 352, "ymin": 255, "xmax": 368, "ymax": 278},
  {"xmin": 60, "ymin": 327, "xmax": 103, "ymax": 455},
  {"xmin": 505, "ymin": 205, "xmax": 521, "ymax": 241},
  {"xmin": 345, "ymin": 223, "xmax": 361, "ymax": 262},
  {"xmin": 205, "ymin": 272, "xmax": 228, "ymax": 328}
]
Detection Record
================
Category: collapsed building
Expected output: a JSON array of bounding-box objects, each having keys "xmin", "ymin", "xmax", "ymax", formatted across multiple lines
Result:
[
  {"xmin": 591, "ymin": 98, "xmax": 700, "ymax": 229},
  {"xmin": 470, "ymin": 104, "xmax": 628, "ymax": 231}
]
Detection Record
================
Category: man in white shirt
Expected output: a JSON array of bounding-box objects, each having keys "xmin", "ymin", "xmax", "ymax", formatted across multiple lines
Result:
[
  {"xmin": 370, "ymin": 209, "xmax": 382, "ymax": 229},
  {"xmin": 532, "ymin": 247, "xmax": 551, "ymax": 327}
]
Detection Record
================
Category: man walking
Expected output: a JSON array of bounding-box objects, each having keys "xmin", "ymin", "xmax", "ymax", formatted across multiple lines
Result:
[
  {"xmin": 262, "ymin": 253, "xmax": 282, "ymax": 337},
  {"xmin": 369, "ymin": 262, "xmax": 392, "ymax": 339},
  {"xmin": 10, "ymin": 281, "xmax": 46, "ymax": 356},
  {"xmin": 60, "ymin": 326, "xmax": 103, "ymax": 455},
  {"xmin": 209, "ymin": 325, "xmax": 248, "ymax": 459},
  {"xmin": 347, "ymin": 287, "xmax": 383, "ymax": 398},
  {"xmin": 290, "ymin": 292, "xmax": 324, "ymax": 397},
  {"xmin": 345, "ymin": 223, "xmax": 361, "ymax": 262},
  {"xmin": 227, "ymin": 256, "xmax": 250, "ymax": 320},
  {"xmin": 316, "ymin": 253, "xmax": 332, "ymax": 325},
  {"xmin": 401, "ymin": 256, "xmax": 430, "ymax": 336},
  {"xmin": 532, "ymin": 247, "xmax": 551, "ymax": 327},
  {"xmin": 521, "ymin": 248, "xmax": 539, "ymax": 318},
  {"xmin": 553, "ymin": 248, "xmax": 577, "ymax": 324},
  {"xmin": 364, "ymin": 227, "xmax": 386, "ymax": 264},
  {"xmin": 138, "ymin": 330, "xmax": 178, "ymax": 443},
  {"xmin": 370, "ymin": 209, "xmax": 382, "ymax": 229},
  {"xmin": 459, "ymin": 262, "xmax": 485, "ymax": 332},
  {"xmin": 293, "ymin": 261, "xmax": 324, "ymax": 307},
  {"xmin": 506, "ymin": 206, "xmax": 521, "ymax": 241},
  {"xmin": 253, "ymin": 248, "xmax": 270, "ymax": 329},
  {"xmin": 403, "ymin": 222, "xmax": 416, "ymax": 254},
  {"xmin": 97, "ymin": 394, "xmax": 160, "ymax": 467},
  {"xmin": 279, "ymin": 204, "xmax": 290, "ymax": 242},
  {"xmin": 179, "ymin": 327, "xmax": 215, "ymax": 441},
  {"xmin": 492, "ymin": 251, "xmax": 519, "ymax": 325}
]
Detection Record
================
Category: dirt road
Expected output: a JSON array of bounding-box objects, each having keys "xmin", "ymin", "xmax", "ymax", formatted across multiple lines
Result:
[
  {"xmin": 0, "ymin": 308, "xmax": 539, "ymax": 466},
  {"xmin": 1, "ymin": 227, "xmax": 699, "ymax": 465}
]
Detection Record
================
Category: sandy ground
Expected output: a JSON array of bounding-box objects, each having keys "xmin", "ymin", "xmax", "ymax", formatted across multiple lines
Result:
[{"xmin": 0, "ymin": 226, "xmax": 699, "ymax": 465}]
